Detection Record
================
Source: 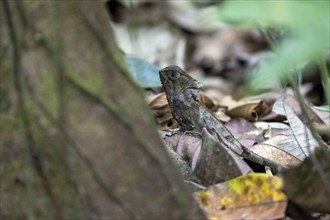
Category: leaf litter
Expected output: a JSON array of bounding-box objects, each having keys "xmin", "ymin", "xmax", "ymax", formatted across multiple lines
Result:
[{"xmin": 108, "ymin": 1, "xmax": 330, "ymax": 218}]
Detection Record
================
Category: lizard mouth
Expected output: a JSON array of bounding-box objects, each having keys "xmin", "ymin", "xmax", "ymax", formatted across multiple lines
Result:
[{"xmin": 159, "ymin": 71, "xmax": 168, "ymax": 85}]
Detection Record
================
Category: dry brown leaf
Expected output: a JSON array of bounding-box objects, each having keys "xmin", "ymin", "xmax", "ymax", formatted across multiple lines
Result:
[
  {"xmin": 238, "ymin": 139, "xmax": 256, "ymax": 149},
  {"xmin": 225, "ymin": 118, "xmax": 265, "ymax": 145},
  {"xmin": 193, "ymin": 129, "xmax": 252, "ymax": 185},
  {"xmin": 281, "ymin": 147, "xmax": 330, "ymax": 213},
  {"xmin": 162, "ymin": 135, "xmax": 199, "ymax": 183},
  {"xmin": 253, "ymin": 121, "xmax": 292, "ymax": 140},
  {"xmin": 219, "ymin": 96, "xmax": 261, "ymax": 121},
  {"xmin": 197, "ymin": 91, "xmax": 216, "ymax": 110},
  {"xmin": 250, "ymin": 135, "xmax": 301, "ymax": 167},
  {"xmin": 273, "ymin": 97, "xmax": 319, "ymax": 160},
  {"xmin": 198, "ymin": 202, "xmax": 287, "ymax": 220},
  {"xmin": 225, "ymin": 118, "xmax": 256, "ymax": 133},
  {"xmin": 227, "ymin": 100, "xmax": 261, "ymax": 121},
  {"xmin": 219, "ymin": 95, "xmax": 240, "ymax": 110},
  {"xmin": 249, "ymin": 92, "xmax": 324, "ymax": 123},
  {"xmin": 164, "ymin": 133, "xmax": 201, "ymax": 161},
  {"xmin": 214, "ymin": 109, "xmax": 231, "ymax": 122},
  {"xmin": 195, "ymin": 173, "xmax": 287, "ymax": 220},
  {"xmin": 148, "ymin": 92, "xmax": 179, "ymax": 129}
]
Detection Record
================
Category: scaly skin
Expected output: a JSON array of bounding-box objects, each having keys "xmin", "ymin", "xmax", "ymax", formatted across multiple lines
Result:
[{"xmin": 159, "ymin": 65, "xmax": 286, "ymax": 171}]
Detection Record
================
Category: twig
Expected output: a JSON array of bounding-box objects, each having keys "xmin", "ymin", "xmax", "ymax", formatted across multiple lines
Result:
[{"xmin": 184, "ymin": 181, "xmax": 206, "ymax": 190}]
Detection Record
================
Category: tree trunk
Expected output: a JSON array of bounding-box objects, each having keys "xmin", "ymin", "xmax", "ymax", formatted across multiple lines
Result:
[{"xmin": 0, "ymin": 1, "xmax": 204, "ymax": 219}]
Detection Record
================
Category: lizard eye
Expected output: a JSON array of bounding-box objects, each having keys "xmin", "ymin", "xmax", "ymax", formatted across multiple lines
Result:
[{"xmin": 169, "ymin": 71, "xmax": 180, "ymax": 80}]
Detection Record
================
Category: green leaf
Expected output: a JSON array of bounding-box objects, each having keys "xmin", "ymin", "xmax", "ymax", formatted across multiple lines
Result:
[
  {"xmin": 216, "ymin": 1, "xmax": 330, "ymax": 91},
  {"xmin": 217, "ymin": 1, "xmax": 329, "ymax": 31},
  {"xmin": 314, "ymin": 105, "xmax": 330, "ymax": 112},
  {"xmin": 125, "ymin": 55, "xmax": 161, "ymax": 88}
]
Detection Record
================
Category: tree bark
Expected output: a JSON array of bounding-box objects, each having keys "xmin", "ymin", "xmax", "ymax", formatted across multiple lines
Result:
[{"xmin": 0, "ymin": 1, "xmax": 204, "ymax": 219}]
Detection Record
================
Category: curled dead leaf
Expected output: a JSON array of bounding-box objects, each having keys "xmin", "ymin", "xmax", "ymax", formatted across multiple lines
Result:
[
  {"xmin": 219, "ymin": 96, "xmax": 262, "ymax": 121},
  {"xmin": 248, "ymin": 92, "xmax": 324, "ymax": 123}
]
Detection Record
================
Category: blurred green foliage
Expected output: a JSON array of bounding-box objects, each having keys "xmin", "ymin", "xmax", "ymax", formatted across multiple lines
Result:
[
  {"xmin": 314, "ymin": 105, "xmax": 330, "ymax": 112},
  {"xmin": 216, "ymin": 0, "xmax": 329, "ymax": 92}
]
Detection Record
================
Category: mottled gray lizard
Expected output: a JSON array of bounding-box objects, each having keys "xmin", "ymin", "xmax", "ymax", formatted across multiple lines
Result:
[{"xmin": 159, "ymin": 65, "xmax": 285, "ymax": 171}]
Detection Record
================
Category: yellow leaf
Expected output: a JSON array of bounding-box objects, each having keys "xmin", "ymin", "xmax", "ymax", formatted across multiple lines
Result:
[{"xmin": 195, "ymin": 173, "xmax": 287, "ymax": 219}]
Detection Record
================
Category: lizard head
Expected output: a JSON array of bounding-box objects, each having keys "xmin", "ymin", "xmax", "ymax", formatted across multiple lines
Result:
[{"xmin": 159, "ymin": 65, "xmax": 201, "ymax": 95}]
